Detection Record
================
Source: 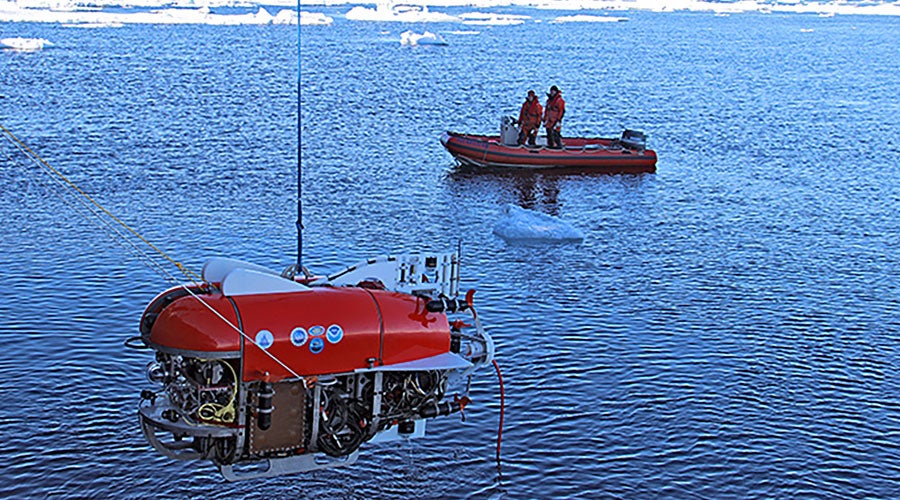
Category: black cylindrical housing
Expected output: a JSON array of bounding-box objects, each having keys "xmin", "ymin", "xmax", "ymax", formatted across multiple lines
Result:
[{"xmin": 257, "ymin": 382, "xmax": 274, "ymax": 430}]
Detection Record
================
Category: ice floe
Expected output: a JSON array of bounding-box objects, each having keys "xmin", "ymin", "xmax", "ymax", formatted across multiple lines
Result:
[
  {"xmin": 300, "ymin": 11, "xmax": 332, "ymax": 25},
  {"xmin": 527, "ymin": 0, "xmax": 900, "ymax": 16},
  {"xmin": 1, "ymin": 37, "xmax": 53, "ymax": 50},
  {"xmin": 0, "ymin": 2, "xmax": 298, "ymax": 24},
  {"xmin": 400, "ymin": 30, "xmax": 447, "ymax": 46},
  {"xmin": 550, "ymin": 14, "xmax": 627, "ymax": 23},
  {"xmin": 62, "ymin": 22, "xmax": 125, "ymax": 28},
  {"xmin": 459, "ymin": 12, "xmax": 529, "ymax": 25},
  {"xmin": 493, "ymin": 204, "xmax": 585, "ymax": 244},
  {"xmin": 2, "ymin": 0, "xmax": 899, "ymax": 26},
  {"xmin": 322, "ymin": 0, "xmax": 900, "ymax": 17},
  {"xmin": 346, "ymin": 2, "xmax": 457, "ymax": 22}
]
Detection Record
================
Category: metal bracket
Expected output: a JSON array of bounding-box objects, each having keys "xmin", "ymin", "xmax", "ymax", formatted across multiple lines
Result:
[{"xmin": 219, "ymin": 450, "xmax": 360, "ymax": 481}]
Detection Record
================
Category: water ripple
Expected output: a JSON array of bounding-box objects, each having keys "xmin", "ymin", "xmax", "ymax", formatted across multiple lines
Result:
[{"xmin": 2, "ymin": 12, "xmax": 900, "ymax": 499}]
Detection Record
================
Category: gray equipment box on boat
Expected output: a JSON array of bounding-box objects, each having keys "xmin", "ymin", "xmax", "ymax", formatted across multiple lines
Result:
[{"xmin": 500, "ymin": 116, "xmax": 519, "ymax": 146}]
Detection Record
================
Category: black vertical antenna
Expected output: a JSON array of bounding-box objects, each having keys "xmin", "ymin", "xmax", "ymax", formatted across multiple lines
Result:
[{"xmin": 296, "ymin": 2, "xmax": 303, "ymax": 274}]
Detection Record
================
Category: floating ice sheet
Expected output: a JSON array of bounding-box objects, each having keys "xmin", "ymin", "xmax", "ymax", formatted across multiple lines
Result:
[
  {"xmin": 300, "ymin": 11, "xmax": 332, "ymax": 25},
  {"xmin": 345, "ymin": 3, "xmax": 457, "ymax": 22},
  {"xmin": 493, "ymin": 204, "xmax": 584, "ymax": 244},
  {"xmin": 2, "ymin": 0, "xmax": 899, "ymax": 25},
  {"xmin": 1, "ymin": 37, "xmax": 53, "ymax": 50},
  {"xmin": 0, "ymin": 4, "xmax": 298, "ymax": 24},
  {"xmin": 550, "ymin": 14, "xmax": 628, "ymax": 23},
  {"xmin": 459, "ymin": 12, "xmax": 528, "ymax": 25}
]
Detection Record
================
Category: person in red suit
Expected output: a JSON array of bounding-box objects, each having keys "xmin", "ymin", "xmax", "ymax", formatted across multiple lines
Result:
[
  {"xmin": 516, "ymin": 89, "xmax": 543, "ymax": 146},
  {"xmin": 543, "ymin": 85, "xmax": 565, "ymax": 149}
]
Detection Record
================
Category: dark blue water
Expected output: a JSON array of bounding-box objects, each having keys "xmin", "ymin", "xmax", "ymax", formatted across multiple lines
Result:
[{"xmin": 2, "ymin": 10, "xmax": 899, "ymax": 498}]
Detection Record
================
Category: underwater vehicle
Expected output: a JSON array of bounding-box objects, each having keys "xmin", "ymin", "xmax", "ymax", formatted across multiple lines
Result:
[
  {"xmin": 135, "ymin": 253, "xmax": 494, "ymax": 480},
  {"xmin": 120, "ymin": 7, "xmax": 497, "ymax": 480}
]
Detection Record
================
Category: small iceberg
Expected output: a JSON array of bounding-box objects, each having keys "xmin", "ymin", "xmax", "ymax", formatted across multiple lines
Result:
[
  {"xmin": 400, "ymin": 30, "xmax": 447, "ymax": 46},
  {"xmin": 493, "ymin": 204, "xmax": 584, "ymax": 244},
  {"xmin": 1, "ymin": 37, "xmax": 53, "ymax": 51}
]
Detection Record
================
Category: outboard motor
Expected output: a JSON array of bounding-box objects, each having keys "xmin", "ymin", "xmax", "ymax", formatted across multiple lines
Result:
[
  {"xmin": 620, "ymin": 129, "xmax": 647, "ymax": 151},
  {"xmin": 500, "ymin": 115, "xmax": 519, "ymax": 146}
]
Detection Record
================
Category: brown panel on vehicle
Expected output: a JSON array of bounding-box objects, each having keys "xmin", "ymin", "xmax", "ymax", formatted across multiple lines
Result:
[{"xmin": 248, "ymin": 381, "xmax": 305, "ymax": 454}]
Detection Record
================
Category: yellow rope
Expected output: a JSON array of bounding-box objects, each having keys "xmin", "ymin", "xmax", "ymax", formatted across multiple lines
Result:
[
  {"xmin": 3, "ymin": 121, "xmax": 307, "ymax": 382},
  {"xmin": 0, "ymin": 121, "xmax": 202, "ymax": 284}
]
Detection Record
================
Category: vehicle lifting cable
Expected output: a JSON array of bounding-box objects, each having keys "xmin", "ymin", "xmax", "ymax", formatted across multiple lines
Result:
[
  {"xmin": 0, "ymin": 121, "xmax": 202, "ymax": 285},
  {"xmin": 0, "ymin": 121, "xmax": 306, "ymax": 382}
]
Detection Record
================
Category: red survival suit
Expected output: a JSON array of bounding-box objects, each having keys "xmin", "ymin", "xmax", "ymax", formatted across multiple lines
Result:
[
  {"xmin": 543, "ymin": 91, "xmax": 566, "ymax": 149},
  {"xmin": 517, "ymin": 97, "xmax": 543, "ymax": 146}
]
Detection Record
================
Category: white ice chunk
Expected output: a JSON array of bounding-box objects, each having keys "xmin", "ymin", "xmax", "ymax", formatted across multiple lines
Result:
[
  {"xmin": 493, "ymin": 204, "xmax": 584, "ymax": 243},
  {"xmin": 400, "ymin": 30, "xmax": 447, "ymax": 46},
  {"xmin": 1, "ymin": 37, "xmax": 53, "ymax": 50}
]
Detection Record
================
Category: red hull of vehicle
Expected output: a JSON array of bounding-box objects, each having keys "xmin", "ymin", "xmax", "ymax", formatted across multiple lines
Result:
[
  {"xmin": 144, "ymin": 286, "xmax": 449, "ymax": 382},
  {"xmin": 441, "ymin": 132, "xmax": 657, "ymax": 173}
]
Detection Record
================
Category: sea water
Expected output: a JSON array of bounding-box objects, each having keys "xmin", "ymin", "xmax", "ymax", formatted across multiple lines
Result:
[{"xmin": 1, "ymin": 10, "xmax": 899, "ymax": 498}]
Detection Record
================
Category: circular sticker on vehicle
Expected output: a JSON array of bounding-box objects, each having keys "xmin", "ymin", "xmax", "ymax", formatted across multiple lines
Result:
[
  {"xmin": 309, "ymin": 337, "xmax": 325, "ymax": 354},
  {"xmin": 326, "ymin": 324, "xmax": 344, "ymax": 344},
  {"xmin": 290, "ymin": 327, "xmax": 308, "ymax": 347},
  {"xmin": 255, "ymin": 330, "xmax": 274, "ymax": 350},
  {"xmin": 309, "ymin": 325, "xmax": 325, "ymax": 337}
]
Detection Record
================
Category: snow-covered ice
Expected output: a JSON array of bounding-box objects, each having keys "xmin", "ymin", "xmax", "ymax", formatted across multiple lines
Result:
[{"xmin": 493, "ymin": 204, "xmax": 585, "ymax": 244}]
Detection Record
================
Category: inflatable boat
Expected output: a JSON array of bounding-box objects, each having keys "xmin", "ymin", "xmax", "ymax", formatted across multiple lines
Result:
[{"xmin": 441, "ymin": 117, "xmax": 657, "ymax": 173}]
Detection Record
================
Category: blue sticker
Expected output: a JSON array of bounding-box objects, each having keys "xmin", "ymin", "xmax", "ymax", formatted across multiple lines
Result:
[
  {"xmin": 326, "ymin": 324, "xmax": 344, "ymax": 344},
  {"xmin": 255, "ymin": 330, "xmax": 274, "ymax": 350},
  {"xmin": 309, "ymin": 337, "xmax": 325, "ymax": 354},
  {"xmin": 290, "ymin": 327, "xmax": 308, "ymax": 347},
  {"xmin": 309, "ymin": 325, "xmax": 325, "ymax": 337}
]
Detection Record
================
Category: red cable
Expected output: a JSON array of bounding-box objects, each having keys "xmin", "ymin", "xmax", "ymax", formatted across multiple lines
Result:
[{"xmin": 492, "ymin": 358, "xmax": 505, "ymax": 470}]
